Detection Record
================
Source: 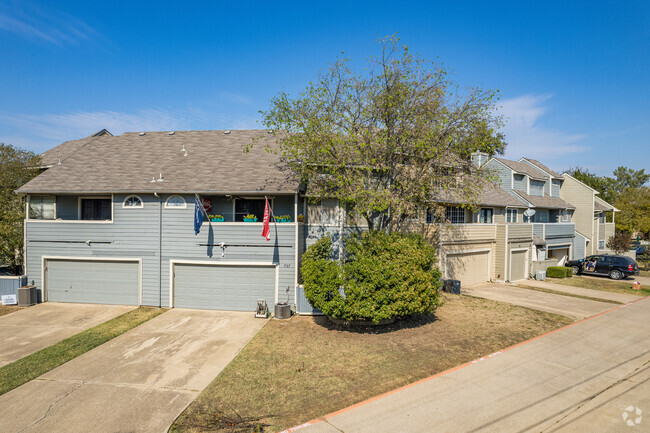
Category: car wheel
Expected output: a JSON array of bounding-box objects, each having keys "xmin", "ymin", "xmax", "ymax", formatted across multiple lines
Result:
[
  {"xmin": 571, "ymin": 266, "xmax": 580, "ymax": 275},
  {"xmin": 609, "ymin": 270, "xmax": 623, "ymax": 280}
]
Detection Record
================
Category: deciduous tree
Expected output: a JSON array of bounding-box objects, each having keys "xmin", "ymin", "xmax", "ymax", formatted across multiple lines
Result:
[
  {"xmin": 257, "ymin": 37, "xmax": 506, "ymax": 231},
  {"xmin": 0, "ymin": 144, "xmax": 41, "ymax": 273}
]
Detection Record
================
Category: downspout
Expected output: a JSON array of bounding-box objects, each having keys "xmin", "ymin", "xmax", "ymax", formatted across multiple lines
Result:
[{"xmin": 155, "ymin": 192, "xmax": 162, "ymax": 308}]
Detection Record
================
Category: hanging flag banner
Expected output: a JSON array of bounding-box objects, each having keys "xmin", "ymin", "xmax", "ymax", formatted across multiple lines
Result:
[
  {"xmin": 261, "ymin": 197, "xmax": 271, "ymax": 241},
  {"xmin": 194, "ymin": 194, "xmax": 208, "ymax": 235}
]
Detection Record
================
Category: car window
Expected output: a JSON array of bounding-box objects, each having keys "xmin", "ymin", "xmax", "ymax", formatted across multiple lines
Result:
[{"xmin": 599, "ymin": 256, "xmax": 611, "ymax": 264}]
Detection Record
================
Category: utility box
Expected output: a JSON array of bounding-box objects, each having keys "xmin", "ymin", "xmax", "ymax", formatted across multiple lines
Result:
[
  {"xmin": 535, "ymin": 270, "xmax": 546, "ymax": 281},
  {"xmin": 18, "ymin": 285, "xmax": 37, "ymax": 307},
  {"xmin": 443, "ymin": 279, "xmax": 461, "ymax": 294}
]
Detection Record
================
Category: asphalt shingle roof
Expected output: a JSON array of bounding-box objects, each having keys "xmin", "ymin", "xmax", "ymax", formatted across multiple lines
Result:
[
  {"xmin": 493, "ymin": 157, "xmax": 548, "ymax": 180},
  {"xmin": 512, "ymin": 191, "xmax": 576, "ymax": 210},
  {"xmin": 434, "ymin": 181, "xmax": 528, "ymax": 208},
  {"xmin": 17, "ymin": 130, "xmax": 299, "ymax": 194},
  {"xmin": 520, "ymin": 158, "xmax": 563, "ymax": 179}
]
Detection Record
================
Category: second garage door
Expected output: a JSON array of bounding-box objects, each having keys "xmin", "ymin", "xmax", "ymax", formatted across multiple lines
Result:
[
  {"xmin": 510, "ymin": 250, "xmax": 528, "ymax": 281},
  {"xmin": 173, "ymin": 263, "xmax": 276, "ymax": 310},
  {"xmin": 446, "ymin": 251, "xmax": 490, "ymax": 286},
  {"xmin": 46, "ymin": 259, "xmax": 139, "ymax": 305}
]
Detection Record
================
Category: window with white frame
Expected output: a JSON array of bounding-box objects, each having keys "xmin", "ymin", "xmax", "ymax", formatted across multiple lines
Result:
[
  {"xmin": 506, "ymin": 208, "xmax": 518, "ymax": 223},
  {"xmin": 29, "ymin": 196, "xmax": 55, "ymax": 219},
  {"xmin": 598, "ymin": 240, "xmax": 605, "ymax": 249},
  {"xmin": 164, "ymin": 195, "xmax": 186, "ymax": 209},
  {"xmin": 122, "ymin": 195, "xmax": 143, "ymax": 208},
  {"xmin": 478, "ymin": 208, "xmax": 493, "ymax": 223},
  {"xmin": 445, "ymin": 206, "xmax": 465, "ymax": 224},
  {"xmin": 80, "ymin": 197, "xmax": 112, "ymax": 220},
  {"xmin": 530, "ymin": 180, "xmax": 545, "ymax": 196},
  {"xmin": 561, "ymin": 210, "xmax": 570, "ymax": 222}
]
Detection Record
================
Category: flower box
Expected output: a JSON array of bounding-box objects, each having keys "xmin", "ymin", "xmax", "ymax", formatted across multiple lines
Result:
[
  {"xmin": 243, "ymin": 214, "xmax": 258, "ymax": 222},
  {"xmin": 209, "ymin": 215, "xmax": 224, "ymax": 222},
  {"xmin": 274, "ymin": 215, "xmax": 292, "ymax": 223}
]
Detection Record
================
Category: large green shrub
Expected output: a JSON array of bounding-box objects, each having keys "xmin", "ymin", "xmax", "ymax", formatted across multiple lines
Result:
[
  {"xmin": 546, "ymin": 266, "xmax": 572, "ymax": 278},
  {"xmin": 302, "ymin": 231, "xmax": 442, "ymax": 323}
]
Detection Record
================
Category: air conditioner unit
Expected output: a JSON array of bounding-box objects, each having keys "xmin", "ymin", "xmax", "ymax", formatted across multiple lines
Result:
[
  {"xmin": 18, "ymin": 285, "xmax": 37, "ymax": 306},
  {"xmin": 536, "ymin": 270, "xmax": 546, "ymax": 281}
]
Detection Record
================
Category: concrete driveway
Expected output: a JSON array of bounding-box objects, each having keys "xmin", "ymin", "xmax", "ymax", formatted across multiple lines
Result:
[
  {"xmin": 0, "ymin": 308, "xmax": 267, "ymax": 433},
  {"xmin": 0, "ymin": 302, "xmax": 135, "ymax": 367},
  {"xmin": 463, "ymin": 283, "xmax": 619, "ymax": 320}
]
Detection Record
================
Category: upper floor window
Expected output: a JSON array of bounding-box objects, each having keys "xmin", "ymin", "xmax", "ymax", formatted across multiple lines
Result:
[
  {"xmin": 122, "ymin": 195, "xmax": 143, "ymax": 208},
  {"xmin": 29, "ymin": 196, "xmax": 55, "ymax": 220},
  {"xmin": 561, "ymin": 210, "xmax": 571, "ymax": 222},
  {"xmin": 478, "ymin": 208, "xmax": 493, "ymax": 223},
  {"xmin": 530, "ymin": 180, "xmax": 545, "ymax": 196},
  {"xmin": 598, "ymin": 213, "xmax": 606, "ymax": 223},
  {"xmin": 165, "ymin": 195, "xmax": 187, "ymax": 209},
  {"xmin": 506, "ymin": 208, "xmax": 518, "ymax": 223},
  {"xmin": 235, "ymin": 198, "xmax": 267, "ymax": 222},
  {"xmin": 445, "ymin": 206, "xmax": 465, "ymax": 224},
  {"xmin": 80, "ymin": 197, "xmax": 111, "ymax": 221},
  {"xmin": 598, "ymin": 240, "xmax": 605, "ymax": 250}
]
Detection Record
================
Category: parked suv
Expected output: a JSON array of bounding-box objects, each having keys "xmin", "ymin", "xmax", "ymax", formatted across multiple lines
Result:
[{"xmin": 565, "ymin": 255, "xmax": 640, "ymax": 280}]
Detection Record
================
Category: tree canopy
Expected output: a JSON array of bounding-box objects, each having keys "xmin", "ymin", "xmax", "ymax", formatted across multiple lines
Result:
[
  {"xmin": 565, "ymin": 166, "xmax": 649, "ymax": 204},
  {"xmin": 614, "ymin": 187, "xmax": 650, "ymax": 236},
  {"xmin": 0, "ymin": 143, "xmax": 41, "ymax": 272},
  {"xmin": 257, "ymin": 37, "xmax": 506, "ymax": 231}
]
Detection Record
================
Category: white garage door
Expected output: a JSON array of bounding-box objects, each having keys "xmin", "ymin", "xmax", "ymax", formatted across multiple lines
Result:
[
  {"xmin": 446, "ymin": 251, "xmax": 490, "ymax": 286},
  {"xmin": 510, "ymin": 250, "xmax": 528, "ymax": 281},
  {"xmin": 46, "ymin": 259, "xmax": 139, "ymax": 305},
  {"xmin": 173, "ymin": 263, "xmax": 276, "ymax": 311}
]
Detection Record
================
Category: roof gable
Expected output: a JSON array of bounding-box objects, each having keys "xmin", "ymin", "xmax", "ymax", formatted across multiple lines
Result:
[{"xmin": 492, "ymin": 157, "xmax": 547, "ymax": 180}]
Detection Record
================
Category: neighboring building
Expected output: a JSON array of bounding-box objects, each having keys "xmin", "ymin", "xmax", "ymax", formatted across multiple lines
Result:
[
  {"xmin": 483, "ymin": 156, "xmax": 576, "ymax": 266},
  {"xmin": 559, "ymin": 173, "xmax": 618, "ymax": 256},
  {"xmin": 18, "ymin": 130, "xmax": 303, "ymax": 311}
]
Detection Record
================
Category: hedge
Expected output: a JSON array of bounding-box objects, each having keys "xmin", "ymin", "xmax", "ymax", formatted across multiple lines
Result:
[
  {"xmin": 546, "ymin": 266, "xmax": 573, "ymax": 278},
  {"xmin": 301, "ymin": 231, "xmax": 442, "ymax": 323}
]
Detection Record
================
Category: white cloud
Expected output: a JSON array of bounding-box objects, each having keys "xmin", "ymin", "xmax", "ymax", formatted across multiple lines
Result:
[
  {"xmin": 0, "ymin": 3, "xmax": 101, "ymax": 45},
  {"xmin": 499, "ymin": 94, "xmax": 588, "ymax": 158}
]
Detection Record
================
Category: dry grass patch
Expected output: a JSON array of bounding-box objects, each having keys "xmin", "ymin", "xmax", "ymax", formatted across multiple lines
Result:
[
  {"xmin": 171, "ymin": 295, "xmax": 572, "ymax": 433},
  {"xmin": 640, "ymin": 270, "xmax": 650, "ymax": 278},
  {"xmin": 0, "ymin": 305, "xmax": 23, "ymax": 317},
  {"xmin": 548, "ymin": 276, "xmax": 650, "ymax": 297}
]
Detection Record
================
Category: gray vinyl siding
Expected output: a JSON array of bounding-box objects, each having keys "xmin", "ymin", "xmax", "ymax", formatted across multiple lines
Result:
[
  {"xmin": 533, "ymin": 224, "xmax": 544, "ymax": 239},
  {"xmin": 161, "ymin": 194, "xmax": 296, "ymax": 307},
  {"xmin": 55, "ymin": 195, "xmax": 78, "ymax": 220},
  {"xmin": 26, "ymin": 193, "xmax": 299, "ymax": 308},
  {"xmin": 574, "ymin": 232, "xmax": 586, "ymax": 259},
  {"xmin": 484, "ymin": 160, "xmax": 513, "ymax": 190},
  {"xmin": 26, "ymin": 193, "xmax": 161, "ymax": 306},
  {"xmin": 551, "ymin": 180, "xmax": 561, "ymax": 197},
  {"xmin": 513, "ymin": 175, "xmax": 527, "ymax": 192}
]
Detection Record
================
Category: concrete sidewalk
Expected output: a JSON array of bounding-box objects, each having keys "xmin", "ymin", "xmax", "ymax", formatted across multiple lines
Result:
[
  {"xmin": 463, "ymin": 283, "xmax": 619, "ymax": 320},
  {"xmin": 295, "ymin": 297, "xmax": 650, "ymax": 433},
  {"xmin": 516, "ymin": 279, "xmax": 641, "ymax": 304},
  {"xmin": 0, "ymin": 303, "xmax": 135, "ymax": 367},
  {"xmin": 0, "ymin": 308, "xmax": 267, "ymax": 433}
]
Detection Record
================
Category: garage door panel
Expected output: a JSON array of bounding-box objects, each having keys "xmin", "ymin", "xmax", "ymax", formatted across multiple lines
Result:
[
  {"xmin": 510, "ymin": 250, "xmax": 527, "ymax": 281},
  {"xmin": 446, "ymin": 252, "xmax": 489, "ymax": 286},
  {"xmin": 174, "ymin": 264, "xmax": 276, "ymax": 311},
  {"xmin": 47, "ymin": 260, "xmax": 139, "ymax": 305}
]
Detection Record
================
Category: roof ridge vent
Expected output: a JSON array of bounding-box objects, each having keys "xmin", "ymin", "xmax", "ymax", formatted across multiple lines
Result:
[
  {"xmin": 224, "ymin": 130, "xmax": 231, "ymax": 134},
  {"xmin": 169, "ymin": 131, "xmax": 175, "ymax": 135},
  {"xmin": 139, "ymin": 132, "xmax": 146, "ymax": 136}
]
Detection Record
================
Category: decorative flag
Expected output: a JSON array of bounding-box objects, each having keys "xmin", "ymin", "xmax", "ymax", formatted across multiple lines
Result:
[
  {"xmin": 261, "ymin": 197, "xmax": 271, "ymax": 241},
  {"xmin": 194, "ymin": 194, "xmax": 208, "ymax": 235}
]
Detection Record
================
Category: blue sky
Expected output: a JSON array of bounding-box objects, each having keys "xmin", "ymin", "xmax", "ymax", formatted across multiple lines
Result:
[{"xmin": 0, "ymin": 0, "xmax": 648, "ymax": 176}]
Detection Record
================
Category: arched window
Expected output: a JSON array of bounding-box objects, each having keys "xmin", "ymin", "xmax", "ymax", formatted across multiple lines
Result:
[
  {"xmin": 122, "ymin": 195, "xmax": 143, "ymax": 208},
  {"xmin": 164, "ymin": 195, "xmax": 187, "ymax": 209}
]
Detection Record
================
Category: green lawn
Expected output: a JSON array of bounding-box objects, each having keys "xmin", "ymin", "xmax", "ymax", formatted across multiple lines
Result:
[
  {"xmin": 171, "ymin": 295, "xmax": 572, "ymax": 433},
  {"xmin": 547, "ymin": 276, "xmax": 650, "ymax": 297},
  {"xmin": 0, "ymin": 307, "xmax": 166, "ymax": 396}
]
